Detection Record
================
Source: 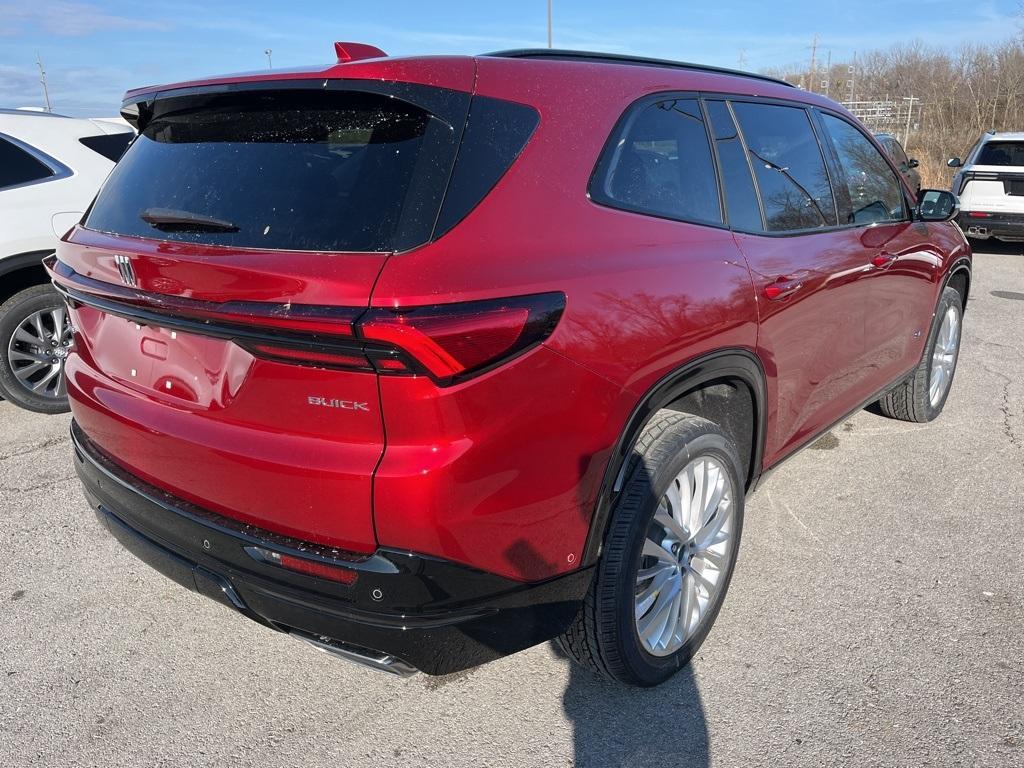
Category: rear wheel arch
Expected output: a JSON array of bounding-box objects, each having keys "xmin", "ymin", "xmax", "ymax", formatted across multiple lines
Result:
[
  {"xmin": 944, "ymin": 259, "xmax": 971, "ymax": 312},
  {"xmin": 581, "ymin": 348, "xmax": 767, "ymax": 566},
  {"xmin": 0, "ymin": 251, "xmax": 52, "ymax": 305}
]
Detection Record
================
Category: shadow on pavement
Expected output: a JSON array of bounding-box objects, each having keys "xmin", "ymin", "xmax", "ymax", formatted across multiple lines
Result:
[
  {"xmin": 560, "ymin": 651, "xmax": 709, "ymax": 768},
  {"xmin": 968, "ymin": 238, "xmax": 1024, "ymax": 256}
]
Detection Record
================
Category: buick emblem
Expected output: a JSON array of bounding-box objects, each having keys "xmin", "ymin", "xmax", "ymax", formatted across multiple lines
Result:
[{"xmin": 114, "ymin": 254, "xmax": 138, "ymax": 288}]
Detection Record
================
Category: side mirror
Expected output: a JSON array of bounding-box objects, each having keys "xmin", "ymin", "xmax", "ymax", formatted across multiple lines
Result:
[
  {"xmin": 916, "ymin": 189, "xmax": 958, "ymax": 222},
  {"xmin": 907, "ymin": 158, "xmax": 919, "ymax": 169},
  {"xmin": 947, "ymin": 157, "xmax": 962, "ymax": 168}
]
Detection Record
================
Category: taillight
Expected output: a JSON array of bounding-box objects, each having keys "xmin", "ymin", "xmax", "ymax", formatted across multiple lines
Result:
[
  {"xmin": 358, "ymin": 293, "xmax": 565, "ymax": 383},
  {"xmin": 967, "ymin": 212, "xmax": 993, "ymax": 218},
  {"xmin": 48, "ymin": 258, "xmax": 564, "ymax": 385},
  {"xmin": 245, "ymin": 343, "xmax": 375, "ymax": 372}
]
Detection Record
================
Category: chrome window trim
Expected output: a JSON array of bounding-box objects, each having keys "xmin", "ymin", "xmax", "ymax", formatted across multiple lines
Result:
[{"xmin": 0, "ymin": 131, "xmax": 74, "ymax": 192}]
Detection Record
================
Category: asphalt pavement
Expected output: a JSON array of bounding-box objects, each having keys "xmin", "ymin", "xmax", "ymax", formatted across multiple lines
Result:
[{"xmin": 1, "ymin": 248, "xmax": 1022, "ymax": 767}]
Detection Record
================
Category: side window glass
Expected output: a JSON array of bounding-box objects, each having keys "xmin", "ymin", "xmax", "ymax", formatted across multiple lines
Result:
[
  {"xmin": 731, "ymin": 102, "xmax": 837, "ymax": 232},
  {"xmin": 891, "ymin": 140, "xmax": 910, "ymax": 168},
  {"xmin": 593, "ymin": 98, "xmax": 722, "ymax": 226},
  {"xmin": 821, "ymin": 115, "xmax": 906, "ymax": 225},
  {"xmin": 704, "ymin": 100, "xmax": 763, "ymax": 231},
  {"xmin": 0, "ymin": 137, "xmax": 55, "ymax": 190}
]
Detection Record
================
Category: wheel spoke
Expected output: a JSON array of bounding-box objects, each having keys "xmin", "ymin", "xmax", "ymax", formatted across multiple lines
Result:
[
  {"xmin": 693, "ymin": 544, "xmax": 727, "ymax": 568},
  {"xmin": 688, "ymin": 562, "xmax": 718, "ymax": 594},
  {"xmin": 637, "ymin": 574, "xmax": 681, "ymax": 644},
  {"xmin": 693, "ymin": 501, "xmax": 731, "ymax": 552},
  {"xmin": 661, "ymin": 590, "xmax": 684, "ymax": 650},
  {"xmin": 664, "ymin": 477, "xmax": 683, "ymax": 521},
  {"xmin": 30, "ymin": 312, "xmax": 47, "ymax": 341},
  {"xmin": 9, "ymin": 349, "xmax": 51, "ymax": 364},
  {"xmin": 13, "ymin": 361, "xmax": 46, "ymax": 382},
  {"xmin": 654, "ymin": 507, "xmax": 689, "ymax": 544},
  {"xmin": 637, "ymin": 561, "xmax": 675, "ymax": 584},
  {"xmin": 693, "ymin": 460, "xmax": 708, "ymax": 528},
  {"xmin": 701, "ymin": 465, "xmax": 725, "ymax": 526},
  {"xmin": 31, "ymin": 365, "xmax": 60, "ymax": 394},
  {"xmin": 50, "ymin": 306, "xmax": 66, "ymax": 339},
  {"xmin": 635, "ymin": 567, "xmax": 675, "ymax": 618},
  {"xmin": 13, "ymin": 325, "xmax": 40, "ymax": 346},
  {"xmin": 642, "ymin": 538, "xmax": 677, "ymax": 565},
  {"xmin": 680, "ymin": 572, "xmax": 699, "ymax": 637}
]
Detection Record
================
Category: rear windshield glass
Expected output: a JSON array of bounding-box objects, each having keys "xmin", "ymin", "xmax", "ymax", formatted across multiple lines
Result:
[
  {"xmin": 85, "ymin": 88, "xmax": 466, "ymax": 252},
  {"xmin": 976, "ymin": 141, "xmax": 1024, "ymax": 166}
]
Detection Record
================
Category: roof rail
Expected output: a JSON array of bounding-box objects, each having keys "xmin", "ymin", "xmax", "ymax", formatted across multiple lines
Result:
[
  {"xmin": 483, "ymin": 49, "xmax": 794, "ymax": 88},
  {"xmin": 0, "ymin": 107, "xmax": 71, "ymax": 118}
]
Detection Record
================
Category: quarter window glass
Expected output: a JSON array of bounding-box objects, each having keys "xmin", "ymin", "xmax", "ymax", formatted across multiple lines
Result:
[
  {"xmin": 0, "ymin": 137, "xmax": 55, "ymax": 189},
  {"xmin": 594, "ymin": 98, "xmax": 722, "ymax": 225},
  {"xmin": 705, "ymin": 101, "xmax": 762, "ymax": 231},
  {"xmin": 731, "ymin": 102, "xmax": 837, "ymax": 231},
  {"xmin": 822, "ymin": 115, "xmax": 906, "ymax": 225},
  {"xmin": 79, "ymin": 133, "xmax": 134, "ymax": 163}
]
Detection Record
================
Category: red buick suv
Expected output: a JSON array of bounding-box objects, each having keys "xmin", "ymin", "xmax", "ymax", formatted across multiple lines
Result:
[{"xmin": 51, "ymin": 45, "xmax": 970, "ymax": 686}]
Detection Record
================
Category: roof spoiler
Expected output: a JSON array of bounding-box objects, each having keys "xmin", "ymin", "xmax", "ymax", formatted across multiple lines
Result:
[
  {"xmin": 119, "ymin": 43, "xmax": 389, "ymax": 129},
  {"xmin": 334, "ymin": 42, "xmax": 387, "ymax": 63}
]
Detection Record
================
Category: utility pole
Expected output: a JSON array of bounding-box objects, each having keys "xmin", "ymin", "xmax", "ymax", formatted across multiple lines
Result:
[
  {"xmin": 264, "ymin": 48, "xmax": 273, "ymax": 69},
  {"xmin": 808, "ymin": 34, "xmax": 818, "ymax": 94},
  {"xmin": 902, "ymin": 95, "xmax": 918, "ymax": 146},
  {"xmin": 823, "ymin": 50, "xmax": 831, "ymax": 98},
  {"xmin": 848, "ymin": 51, "xmax": 857, "ymax": 104},
  {"xmin": 547, "ymin": 0, "xmax": 552, "ymax": 48},
  {"xmin": 36, "ymin": 52, "xmax": 51, "ymax": 113},
  {"xmin": 737, "ymin": 48, "xmax": 748, "ymax": 69}
]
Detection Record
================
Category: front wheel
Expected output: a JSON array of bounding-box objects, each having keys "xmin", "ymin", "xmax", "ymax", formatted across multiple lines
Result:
[
  {"xmin": 558, "ymin": 412, "xmax": 744, "ymax": 687},
  {"xmin": 878, "ymin": 285, "xmax": 963, "ymax": 423},
  {"xmin": 0, "ymin": 285, "xmax": 73, "ymax": 414}
]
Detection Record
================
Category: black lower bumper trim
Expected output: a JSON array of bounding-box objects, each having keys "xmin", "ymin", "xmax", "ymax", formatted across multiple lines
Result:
[
  {"xmin": 72, "ymin": 422, "xmax": 593, "ymax": 675},
  {"xmin": 958, "ymin": 211, "xmax": 1024, "ymax": 239}
]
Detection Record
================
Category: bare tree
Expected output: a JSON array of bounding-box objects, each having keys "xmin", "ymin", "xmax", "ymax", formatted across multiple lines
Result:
[{"xmin": 766, "ymin": 36, "xmax": 1024, "ymax": 187}]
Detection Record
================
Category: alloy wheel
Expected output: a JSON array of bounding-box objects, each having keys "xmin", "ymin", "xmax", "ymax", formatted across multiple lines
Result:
[
  {"xmin": 6, "ymin": 306, "xmax": 73, "ymax": 401},
  {"xmin": 929, "ymin": 305, "xmax": 960, "ymax": 408},
  {"xmin": 634, "ymin": 455, "xmax": 737, "ymax": 657}
]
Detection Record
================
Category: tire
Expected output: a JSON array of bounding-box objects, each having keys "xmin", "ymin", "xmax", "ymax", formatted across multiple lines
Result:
[
  {"xmin": 558, "ymin": 411, "xmax": 744, "ymax": 687},
  {"xmin": 0, "ymin": 285, "xmax": 72, "ymax": 414},
  {"xmin": 877, "ymin": 286, "xmax": 963, "ymax": 423}
]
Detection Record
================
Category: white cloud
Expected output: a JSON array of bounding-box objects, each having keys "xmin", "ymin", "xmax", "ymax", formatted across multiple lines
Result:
[{"xmin": 0, "ymin": 2, "xmax": 169, "ymax": 37}]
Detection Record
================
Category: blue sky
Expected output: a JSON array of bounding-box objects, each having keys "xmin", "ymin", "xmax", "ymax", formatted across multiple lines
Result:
[{"xmin": 1, "ymin": 0, "xmax": 1021, "ymax": 115}]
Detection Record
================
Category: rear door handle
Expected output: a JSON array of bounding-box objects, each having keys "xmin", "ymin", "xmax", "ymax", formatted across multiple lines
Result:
[
  {"xmin": 764, "ymin": 277, "xmax": 804, "ymax": 301},
  {"xmin": 872, "ymin": 252, "xmax": 897, "ymax": 268}
]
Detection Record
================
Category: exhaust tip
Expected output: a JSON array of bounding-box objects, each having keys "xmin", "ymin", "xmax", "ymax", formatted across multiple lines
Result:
[{"xmin": 290, "ymin": 630, "xmax": 418, "ymax": 677}]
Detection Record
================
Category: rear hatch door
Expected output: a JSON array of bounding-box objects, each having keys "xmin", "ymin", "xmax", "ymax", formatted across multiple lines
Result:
[{"xmin": 54, "ymin": 75, "xmax": 473, "ymax": 553}]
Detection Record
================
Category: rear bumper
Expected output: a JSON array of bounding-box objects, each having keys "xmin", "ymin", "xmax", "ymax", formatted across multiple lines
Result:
[
  {"xmin": 71, "ymin": 421, "xmax": 593, "ymax": 676},
  {"xmin": 958, "ymin": 211, "xmax": 1024, "ymax": 240}
]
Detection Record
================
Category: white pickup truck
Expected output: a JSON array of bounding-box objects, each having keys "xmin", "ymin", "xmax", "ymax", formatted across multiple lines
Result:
[{"xmin": 949, "ymin": 132, "xmax": 1024, "ymax": 242}]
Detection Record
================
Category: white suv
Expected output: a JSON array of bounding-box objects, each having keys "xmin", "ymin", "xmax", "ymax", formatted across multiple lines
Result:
[
  {"xmin": 0, "ymin": 109, "xmax": 133, "ymax": 413},
  {"xmin": 948, "ymin": 132, "xmax": 1024, "ymax": 243}
]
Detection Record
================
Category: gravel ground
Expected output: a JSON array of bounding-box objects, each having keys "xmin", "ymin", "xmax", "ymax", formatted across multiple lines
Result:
[{"xmin": 1, "ymin": 249, "xmax": 1021, "ymax": 768}]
